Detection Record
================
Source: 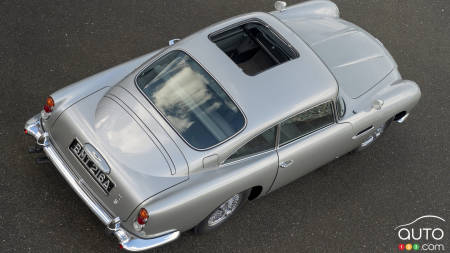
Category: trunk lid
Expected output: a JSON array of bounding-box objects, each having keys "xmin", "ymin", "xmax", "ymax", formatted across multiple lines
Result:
[
  {"xmin": 281, "ymin": 17, "xmax": 396, "ymax": 98},
  {"xmin": 48, "ymin": 87, "xmax": 188, "ymax": 220}
]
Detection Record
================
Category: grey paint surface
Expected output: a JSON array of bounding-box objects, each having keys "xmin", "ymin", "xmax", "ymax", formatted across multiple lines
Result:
[
  {"xmin": 23, "ymin": 0, "xmax": 421, "ymax": 242},
  {"xmin": 285, "ymin": 18, "xmax": 396, "ymax": 99},
  {"xmin": 1, "ymin": 0, "xmax": 448, "ymax": 253}
]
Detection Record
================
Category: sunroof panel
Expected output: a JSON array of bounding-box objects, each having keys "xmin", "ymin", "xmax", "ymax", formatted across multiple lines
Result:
[{"xmin": 210, "ymin": 20, "xmax": 298, "ymax": 75}]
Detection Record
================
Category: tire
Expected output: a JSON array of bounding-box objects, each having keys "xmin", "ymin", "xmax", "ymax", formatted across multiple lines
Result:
[{"xmin": 194, "ymin": 190, "xmax": 250, "ymax": 234}]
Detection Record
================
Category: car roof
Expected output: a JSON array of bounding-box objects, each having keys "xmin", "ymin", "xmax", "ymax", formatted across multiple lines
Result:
[
  {"xmin": 172, "ymin": 13, "xmax": 337, "ymax": 132},
  {"xmin": 124, "ymin": 12, "xmax": 338, "ymax": 149}
]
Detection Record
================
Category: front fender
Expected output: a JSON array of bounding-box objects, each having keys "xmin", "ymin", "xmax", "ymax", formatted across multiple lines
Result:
[
  {"xmin": 375, "ymin": 80, "xmax": 421, "ymax": 121},
  {"xmin": 344, "ymin": 78, "xmax": 421, "ymax": 141}
]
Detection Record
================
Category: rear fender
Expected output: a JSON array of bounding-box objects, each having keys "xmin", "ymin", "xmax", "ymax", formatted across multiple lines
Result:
[
  {"xmin": 124, "ymin": 151, "xmax": 278, "ymax": 238},
  {"xmin": 43, "ymin": 50, "xmax": 162, "ymax": 129}
]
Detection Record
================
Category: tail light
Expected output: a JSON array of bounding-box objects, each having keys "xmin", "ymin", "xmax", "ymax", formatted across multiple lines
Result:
[
  {"xmin": 133, "ymin": 208, "xmax": 149, "ymax": 232},
  {"xmin": 137, "ymin": 208, "xmax": 149, "ymax": 225},
  {"xmin": 44, "ymin": 96, "xmax": 55, "ymax": 113}
]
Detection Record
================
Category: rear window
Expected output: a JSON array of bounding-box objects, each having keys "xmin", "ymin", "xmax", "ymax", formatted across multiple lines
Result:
[
  {"xmin": 136, "ymin": 50, "xmax": 245, "ymax": 150},
  {"xmin": 209, "ymin": 20, "xmax": 298, "ymax": 75}
]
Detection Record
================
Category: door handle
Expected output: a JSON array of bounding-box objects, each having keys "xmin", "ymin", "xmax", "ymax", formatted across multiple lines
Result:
[{"xmin": 280, "ymin": 160, "xmax": 294, "ymax": 168}]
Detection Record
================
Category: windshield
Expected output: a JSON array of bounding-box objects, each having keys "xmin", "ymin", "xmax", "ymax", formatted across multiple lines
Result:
[{"xmin": 136, "ymin": 50, "xmax": 245, "ymax": 150}]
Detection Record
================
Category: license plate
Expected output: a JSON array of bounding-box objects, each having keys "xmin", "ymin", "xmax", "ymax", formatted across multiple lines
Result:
[{"xmin": 69, "ymin": 139, "xmax": 115, "ymax": 193}]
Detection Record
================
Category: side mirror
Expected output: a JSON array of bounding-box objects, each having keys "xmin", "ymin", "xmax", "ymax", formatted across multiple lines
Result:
[
  {"xmin": 274, "ymin": 1, "xmax": 287, "ymax": 12},
  {"xmin": 169, "ymin": 39, "xmax": 180, "ymax": 46}
]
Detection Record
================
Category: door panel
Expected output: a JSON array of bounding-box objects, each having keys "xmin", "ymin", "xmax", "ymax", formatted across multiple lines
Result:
[{"xmin": 270, "ymin": 122, "xmax": 353, "ymax": 192}]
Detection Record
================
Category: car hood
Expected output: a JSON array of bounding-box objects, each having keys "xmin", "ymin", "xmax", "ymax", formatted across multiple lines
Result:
[
  {"xmin": 49, "ymin": 88, "xmax": 188, "ymax": 220},
  {"xmin": 281, "ymin": 17, "xmax": 396, "ymax": 99}
]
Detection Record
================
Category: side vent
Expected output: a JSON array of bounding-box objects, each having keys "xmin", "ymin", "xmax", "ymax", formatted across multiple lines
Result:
[{"xmin": 356, "ymin": 126, "xmax": 374, "ymax": 136}]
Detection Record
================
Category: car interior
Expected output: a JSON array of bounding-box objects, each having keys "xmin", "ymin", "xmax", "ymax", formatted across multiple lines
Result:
[{"xmin": 209, "ymin": 20, "xmax": 298, "ymax": 75}]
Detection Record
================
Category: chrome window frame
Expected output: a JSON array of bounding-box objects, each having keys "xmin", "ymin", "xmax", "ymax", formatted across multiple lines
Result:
[
  {"xmin": 222, "ymin": 100, "xmax": 336, "ymax": 165},
  {"xmin": 278, "ymin": 101, "xmax": 336, "ymax": 147},
  {"xmin": 222, "ymin": 125, "xmax": 278, "ymax": 165},
  {"xmin": 134, "ymin": 49, "xmax": 248, "ymax": 151}
]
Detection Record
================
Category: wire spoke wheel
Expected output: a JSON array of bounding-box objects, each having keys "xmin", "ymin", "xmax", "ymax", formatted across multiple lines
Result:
[
  {"xmin": 194, "ymin": 190, "xmax": 250, "ymax": 234},
  {"xmin": 207, "ymin": 194, "xmax": 241, "ymax": 227}
]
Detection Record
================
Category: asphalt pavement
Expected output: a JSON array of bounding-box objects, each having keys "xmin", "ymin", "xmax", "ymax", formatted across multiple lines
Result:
[{"xmin": 1, "ymin": 0, "xmax": 449, "ymax": 252}]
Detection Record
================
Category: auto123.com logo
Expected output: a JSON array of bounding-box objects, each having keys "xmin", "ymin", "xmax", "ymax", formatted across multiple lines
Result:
[{"xmin": 395, "ymin": 215, "xmax": 446, "ymax": 251}]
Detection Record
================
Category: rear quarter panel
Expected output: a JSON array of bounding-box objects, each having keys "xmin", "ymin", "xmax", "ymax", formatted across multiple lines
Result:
[
  {"xmin": 43, "ymin": 50, "xmax": 162, "ymax": 130},
  {"xmin": 126, "ymin": 151, "xmax": 278, "ymax": 237}
]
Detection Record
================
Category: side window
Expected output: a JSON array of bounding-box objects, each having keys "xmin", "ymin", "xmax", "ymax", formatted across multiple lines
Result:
[
  {"xmin": 280, "ymin": 102, "xmax": 334, "ymax": 145},
  {"xmin": 226, "ymin": 126, "xmax": 277, "ymax": 163}
]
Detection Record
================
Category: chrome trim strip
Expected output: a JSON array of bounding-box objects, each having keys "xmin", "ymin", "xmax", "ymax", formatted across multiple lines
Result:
[
  {"xmin": 360, "ymin": 135, "xmax": 375, "ymax": 148},
  {"xmin": 25, "ymin": 113, "xmax": 180, "ymax": 251}
]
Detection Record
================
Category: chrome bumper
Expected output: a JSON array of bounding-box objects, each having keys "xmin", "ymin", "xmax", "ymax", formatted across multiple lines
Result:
[{"xmin": 24, "ymin": 113, "xmax": 180, "ymax": 251}]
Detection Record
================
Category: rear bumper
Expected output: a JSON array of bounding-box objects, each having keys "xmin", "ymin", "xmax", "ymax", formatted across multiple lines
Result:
[{"xmin": 24, "ymin": 113, "xmax": 180, "ymax": 251}]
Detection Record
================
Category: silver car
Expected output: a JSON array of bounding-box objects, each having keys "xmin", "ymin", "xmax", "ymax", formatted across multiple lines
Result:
[{"xmin": 24, "ymin": 1, "xmax": 420, "ymax": 251}]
